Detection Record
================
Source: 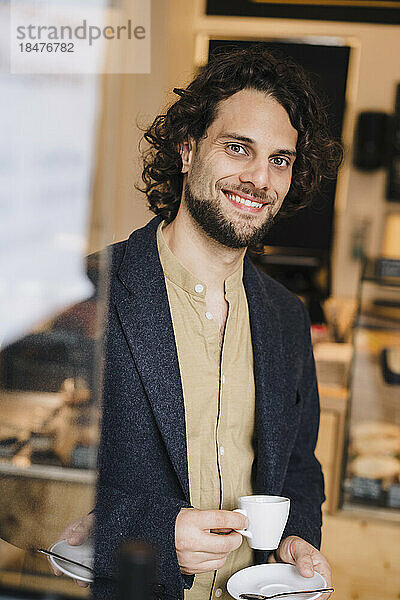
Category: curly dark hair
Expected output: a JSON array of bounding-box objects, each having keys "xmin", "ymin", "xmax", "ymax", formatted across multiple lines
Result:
[{"xmin": 140, "ymin": 45, "xmax": 343, "ymax": 223}]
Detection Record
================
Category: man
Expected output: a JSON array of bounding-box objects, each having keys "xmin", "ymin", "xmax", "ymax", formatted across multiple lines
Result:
[{"xmin": 54, "ymin": 46, "xmax": 341, "ymax": 599}]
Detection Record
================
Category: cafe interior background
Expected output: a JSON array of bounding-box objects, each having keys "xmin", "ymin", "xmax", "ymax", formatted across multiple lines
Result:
[{"xmin": 0, "ymin": 0, "xmax": 399, "ymax": 598}]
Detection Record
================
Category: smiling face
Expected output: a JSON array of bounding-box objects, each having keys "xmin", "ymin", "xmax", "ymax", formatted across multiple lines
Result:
[{"xmin": 181, "ymin": 88, "xmax": 298, "ymax": 248}]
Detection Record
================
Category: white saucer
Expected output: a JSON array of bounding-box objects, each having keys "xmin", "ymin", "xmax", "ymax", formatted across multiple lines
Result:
[
  {"xmin": 227, "ymin": 563, "xmax": 326, "ymax": 600},
  {"xmin": 49, "ymin": 539, "xmax": 94, "ymax": 583}
]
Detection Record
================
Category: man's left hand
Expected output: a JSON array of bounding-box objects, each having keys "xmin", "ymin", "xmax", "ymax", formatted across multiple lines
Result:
[{"xmin": 274, "ymin": 536, "xmax": 333, "ymax": 600}]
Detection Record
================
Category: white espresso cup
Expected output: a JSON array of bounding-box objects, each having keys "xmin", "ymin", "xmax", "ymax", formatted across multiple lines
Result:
[{"xmin": 234, "ymin": 495, "xmax": 290, "ymax": 550}]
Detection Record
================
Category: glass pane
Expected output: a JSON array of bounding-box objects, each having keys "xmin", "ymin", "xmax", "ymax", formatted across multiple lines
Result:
[{"xmin": 0, "ymin": 0, "xmax": 113, "ymax": 594}]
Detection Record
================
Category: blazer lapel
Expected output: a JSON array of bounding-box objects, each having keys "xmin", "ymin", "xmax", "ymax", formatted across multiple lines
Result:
[
  {"xmin": 115, "ymin": 218, "xmax": 190, "ymax": 503},
  {"xmin": 243, "ymin": 257, "xmax": 287, "ymax": 493}
]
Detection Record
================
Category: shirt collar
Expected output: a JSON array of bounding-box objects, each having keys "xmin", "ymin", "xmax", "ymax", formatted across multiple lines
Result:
[{"xmin": 157, "ymin": 221, "xmax": 244, "ymax": 298}]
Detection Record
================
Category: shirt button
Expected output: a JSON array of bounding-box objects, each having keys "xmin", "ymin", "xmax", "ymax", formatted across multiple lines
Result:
[
  {"xmin": 205, "ymin": 311, "xmax": 213, "ymax": 320},
  {"xmin": 219, "ymin": 446, "xmax": 225, "ymax": 456},
  {"xmin": 215, "ymin": 589, "xmax": 223, "ymax": 598},
  {"xmin": 195, "ymin": 283, "xmax": 204, "ymax": 293}
]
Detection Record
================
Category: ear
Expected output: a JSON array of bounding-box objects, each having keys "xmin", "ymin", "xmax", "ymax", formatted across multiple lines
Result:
[{"xmin": 180, "ymin": 139, "xmax": 195, "ymax": 174}]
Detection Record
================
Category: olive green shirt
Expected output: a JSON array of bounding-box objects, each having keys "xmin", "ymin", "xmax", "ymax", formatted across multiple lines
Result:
[{"xmin": 157, "ymin": 223, "xmax": 255, "ymax": 600}]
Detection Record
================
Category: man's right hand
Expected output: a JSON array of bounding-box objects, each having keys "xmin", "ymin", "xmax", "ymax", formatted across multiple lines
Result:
[
  {"xmin": 175, "ymin": 508, "xmax": 248, "ymax": 575},
  {"xmin": 51, "ymin": 513, "xmax": 94, "ymax": 588}
]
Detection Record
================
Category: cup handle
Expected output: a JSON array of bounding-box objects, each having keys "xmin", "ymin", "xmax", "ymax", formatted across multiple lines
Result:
[{"xmin": 233, "ymin": 508, "xmax": 252, "ymax": 539}]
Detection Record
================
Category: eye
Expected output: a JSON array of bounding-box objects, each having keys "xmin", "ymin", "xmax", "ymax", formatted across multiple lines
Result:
[
  {"xmin": 226, "ymin": 143, "xmax": 247, "ymax": 156},
  {"xmin": 271, "ymin": 156, "xmax": 290, "ymax": 168}
]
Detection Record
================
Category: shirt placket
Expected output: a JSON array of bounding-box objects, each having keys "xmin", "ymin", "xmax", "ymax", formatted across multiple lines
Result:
[
  {"xmin": 193, "ymin": 283, "xmax": 221, "ymax": 511},
  {"xmin": 211, "ymin": 290, "xmax": 233, "ymax": 600}
]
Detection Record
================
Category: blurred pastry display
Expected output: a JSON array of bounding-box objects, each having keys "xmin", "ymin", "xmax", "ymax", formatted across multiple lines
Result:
[
  {"xmin": 342, "ymin": 254, "xmax": 400, "ymax": 514},
  {"xmin": 352, "ymin": 436, "xmax": 400, "ymax": 456},
  {"xmin": 350, "ymin": 455, "xmax": 399, "ymax": 482},
  {"xmin": 347, "ymin": 420, "xmax": 400, "ymax": 507},
  {"xmin": 352, "ymin": 421, "xmax": 400, "ymax": 438},
  {"xmin": 351, "ymin": 421, "xmax": 400, "ymax": 455},
  {"xmin": 0, "ymin": 385, "xmax": 98, "ymax": 470}
]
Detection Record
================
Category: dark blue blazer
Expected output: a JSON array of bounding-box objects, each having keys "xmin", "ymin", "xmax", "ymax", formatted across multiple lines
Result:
[{"xmin": 93, "ymin": 216, "xmax": 324, "ymax": 600}]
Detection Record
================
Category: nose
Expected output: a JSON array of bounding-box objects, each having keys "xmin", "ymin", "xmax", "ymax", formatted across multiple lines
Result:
[{"xmin": 239, "ymin": 158, "xmax": 270, "ymax": 190}]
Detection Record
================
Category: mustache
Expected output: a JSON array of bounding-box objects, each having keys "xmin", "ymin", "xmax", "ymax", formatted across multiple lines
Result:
[{"xmin": 218, "ymin": 184, "xmax": 277, "ymax": 203}]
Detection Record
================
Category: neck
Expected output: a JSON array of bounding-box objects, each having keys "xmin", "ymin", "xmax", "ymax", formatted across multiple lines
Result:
[{"xmin": 162, "ymin": 202, "xmax": 246, "ymax": 293}]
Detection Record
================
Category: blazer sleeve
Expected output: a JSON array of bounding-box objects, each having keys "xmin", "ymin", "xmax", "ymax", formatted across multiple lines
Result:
[
  {"xmin": 92, "ymin": 484, "xmax": 193, "ymax": 600},
  {"xmin": 279, "ymin": 303, "xmax": 325, "ymax": 549}
]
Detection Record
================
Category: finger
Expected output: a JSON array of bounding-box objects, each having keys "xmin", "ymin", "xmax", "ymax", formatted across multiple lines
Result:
[
  {"xmin": 75, "ymin": 580, "xmax": 89, "ymax": 588},
  {"xmin": 181, "ymin": 557, "xmax": 227, "ymax": 574},
  {"xmin": 57, "ymin": 515, "xmax": 94, "ymax": 544},
  {"xmin": 67, "ymin": 532, "xmax": 87, "ymax": 545},
  {"xmin": 46, "ymin": 554, "xmax": 62, "ymax": 576},
  {"xmin": 295, "ymin": 551, "xmax": 314, "ymax": 578},
  {"xmin": 56, "ymin": 523, "xmax": 81, "ymax": 543},
  {"xmin": 313, "ymin": 553, "xmax": 332, "ymax": 587},
  {"xmin": 66, "ymin": 521, "xmax": 93, "ymax": 545},
  {"xmin": 183, "ymin": 529, "xmax": 243, "ymax": 554},
  {"xmin": 197, "ymin": 549, "xmax": 229, "ymax": 560},
  {"xmin": 195, "ymin": 558, "xmax": 227, "ymax": 572},
  {"xmin": 199, "ymin": 510, "xmax": 249, "ymax": 531},
  {"xmin": 313, "ymin": 563, "xmax": 333, "ymax": 596},
  {"xmin": 179, "ymin": 550, "xmax": 228, "ymax": 562},
  {"xmin": 278, "ymin": 536, "xmax": 321, "ymax": 579},
  {"xmin": 203, "ymin": 530, "xmax": 243, "ymax": 554}
]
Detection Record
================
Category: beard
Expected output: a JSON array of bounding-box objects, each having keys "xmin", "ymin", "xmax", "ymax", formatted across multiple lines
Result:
[{"xmin": 184, "ymin": 183, "xmax": 276, "ymax": 249}]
